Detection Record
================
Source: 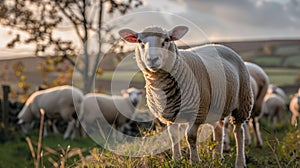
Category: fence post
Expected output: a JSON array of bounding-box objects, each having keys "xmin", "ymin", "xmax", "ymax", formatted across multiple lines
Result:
[{"xmin": 2, "ymin": 85, "xmax": 11, "ymax": 136}]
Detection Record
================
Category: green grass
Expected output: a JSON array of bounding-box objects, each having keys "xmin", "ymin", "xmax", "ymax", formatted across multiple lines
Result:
[
  {"xmin": 263, "ymin": 67, "xmax": 300, "ymax": 86},
  {"xmin": 0, "ymin": 131, "xmax": 95, "ymax": 168},
  {"xmin": 1, "ymin": 111, "xmax": 299, "ymax": 167}
]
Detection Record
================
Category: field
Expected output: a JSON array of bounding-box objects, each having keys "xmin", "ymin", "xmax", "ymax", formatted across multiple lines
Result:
[
  {"xmin": 0, "ymin": 115, "xmax": 300, "ymax": 167},
  {"xmin": 0, "ymin": 41, "xmax": 299, "ymax": 167}
]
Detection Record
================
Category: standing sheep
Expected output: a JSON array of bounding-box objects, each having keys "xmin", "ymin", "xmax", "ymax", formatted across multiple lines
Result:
[
  {"xmin": 79, "ymin": 88, "xmax": 144, "ymax": 135},
  {"xmin": 17, "ymin": 85, "xmax": 83, "ymax": 139},
  {"xmin": 289, "ymin": 88, "xmax": 300, "ymax": 127},
  {"xmin": 243, "ymin": 62, "xmax": 269, "ymax": 148},
  {"xmin": 119, "ymin": 26, "xmax": 253, "ymax": 167},
  {"xmin": 262, "ymin": 93, "xmax": 286, "ymax": 127}
]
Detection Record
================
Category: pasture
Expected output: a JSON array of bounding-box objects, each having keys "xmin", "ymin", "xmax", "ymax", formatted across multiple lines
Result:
[
  {"xmin": 0, "ymin": 115, "xmax": 299, "ymax": 167},
  {"xmin": 0, "ymin": 42, "xmax": 299, "ymax": 167}
]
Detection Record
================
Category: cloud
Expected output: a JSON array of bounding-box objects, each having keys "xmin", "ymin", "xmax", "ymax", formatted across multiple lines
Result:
[{"xmin": 183, "ymin": 0, "xmax": 300, "ymax": 28}]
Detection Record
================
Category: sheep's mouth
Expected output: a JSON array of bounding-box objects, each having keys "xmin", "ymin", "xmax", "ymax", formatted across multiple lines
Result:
[{"xmin": 147, "ymin": 66, "xmax": 160, "ymax": 72}]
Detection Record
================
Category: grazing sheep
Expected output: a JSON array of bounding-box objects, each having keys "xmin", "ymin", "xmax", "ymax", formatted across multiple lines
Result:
[
  {"xmin": 289, "ymin": 88, "xmax": 300, "ymax": 127},
  {"xmin": 119, "ymin": 26, "xmax": 253, "ymax": 167},
  {"xmin": 268, "ymin": 85, "xmax": 287, "ymax": 102},
  {"xmin": 17, "ymin": 85, "xmax": 84, "ymax": 139},
  {"xmin": 244, "ymin": 62, "xmax": 269, "ymax": 148},
  {"xmin": 79, "ymin": 88, "xmax": 144, "ymax": 135},
  {"xmin": 262, "ymin": 93, "xmax": 286, "ymax": 127}
]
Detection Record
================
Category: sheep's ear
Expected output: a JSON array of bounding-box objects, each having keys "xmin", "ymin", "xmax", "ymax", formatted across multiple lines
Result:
[
  {"xmin": 121, "ymin": 89, "xmax": 128, "ymax": 95},
  {"xmin": 138, "ymin": 90, "xmax": 145, "ymax": 95},
  {"xmin": 119, "ymin": 29, "xmax": 138, "ymax": 43},
  {"xmin": 169, "ymin": 26, "xmax": 189, "ymax": 41}
]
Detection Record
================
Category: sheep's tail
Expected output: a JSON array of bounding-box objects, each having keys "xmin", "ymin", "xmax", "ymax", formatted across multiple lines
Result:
[{"xmin": 235, "ymin": 69, "xmax": 254, "ymax": 124}]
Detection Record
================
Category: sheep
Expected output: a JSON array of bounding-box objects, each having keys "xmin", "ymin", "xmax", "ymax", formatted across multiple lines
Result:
[
  {"xmin": 17, "ymin": 85, "xmax": 84, "ymax": 139},
  {"xmin": 119, "ymin": 26, "xmax": 253, "ymax": 167},
  {"xmin": 289, "ymin": 88, "xmax": 300, "ymax": 127},
  {"xmin": 243, "ymin": 62, "xmax": 269, "ymax": 148},
  {"xmin": 262, "ymin": 93, "xmax": 286, "ymax": 127},
  {"xmin": 79, "ymin": 88, "xmax": 144, "ymax": 136},
  {"xmin": 268, "ymin": 84, "xmax": 287, "ymax": 103}
]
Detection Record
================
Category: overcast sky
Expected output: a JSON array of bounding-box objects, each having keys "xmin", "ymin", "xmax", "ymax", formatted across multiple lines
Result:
[{"xmin": 0, "ymin": 0, "xmax": 299, "ymax": 59}]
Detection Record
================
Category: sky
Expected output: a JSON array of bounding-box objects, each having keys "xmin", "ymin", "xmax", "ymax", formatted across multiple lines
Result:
[{"xmin": 0, "ymin": 0, "xmax": 299, "ymax": 59}]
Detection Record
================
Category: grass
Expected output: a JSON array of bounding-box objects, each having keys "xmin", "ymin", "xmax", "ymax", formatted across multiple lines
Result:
[{"xmin": 2, "ymin": 111, "xmax": 298, "ymax": 168}]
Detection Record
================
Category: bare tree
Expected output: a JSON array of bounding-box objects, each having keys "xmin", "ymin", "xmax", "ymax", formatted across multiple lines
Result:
[{"xmin": 0, "ymin": 0, "xmax": 143, "ymax": 93}]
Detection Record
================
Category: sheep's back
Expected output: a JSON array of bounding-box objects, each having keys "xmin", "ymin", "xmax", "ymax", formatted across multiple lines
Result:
[
  {"xmin": 180, "ymin": 44, "xmax": 252, "ymax": 122},
  {"xmin": 263, "ymin": 94, "xmax": 285, "ymax": 116},
  {"xmin": 245, "ymin": 62, "xmax": 269, "ymax": 117},
  {"xmin": 83, "ymin": 94, "xmax": 133, "ymax": 125}
]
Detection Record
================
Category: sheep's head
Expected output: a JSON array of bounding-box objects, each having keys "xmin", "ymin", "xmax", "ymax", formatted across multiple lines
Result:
[
  {"xmin": 119, "ymin": 26, "xmax": 189, "ymax": 72},
  {"xmin": 121, "ymin": 88, "xmax": 144, "ymax": 107}
]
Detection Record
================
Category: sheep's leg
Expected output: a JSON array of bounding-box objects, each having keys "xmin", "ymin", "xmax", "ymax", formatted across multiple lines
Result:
[
  {"xmin": 167, "ymin": 124, "xmax": 182, "ymax": 160},
  {"xmin": 233, "ymin": 123, "xmax": 246, "ymax": 168},
  {"xmin": 223, "ymin": 117, "xmax": 230, "ymax": 152},
  {"xmin": 52, "ymin": 120, "xmax": 59, "ymax": 134},
  {"xmin": 252, "ymin": 117, "xmax": 263, "ymax": 147},
  {"xmin": 186, "ymin": 123, "xmax": 200, "ymax": 163},
  {"xmin": 243, "ymin": 121, "xmax": 251, "ymax": 146},
  {"xmin": 213, "ymin": 120, "xmax": 224, "ymax": 159},
  {"xmin": 43, "ymin": 121, "xmax": 48, "ymax": 137},
  {"xmin": 63, "ymin": 119, "xmax": 75, "ymax": 139},
  {"xmin": 70, "ymin": 120, "xmax": 79, "ymax": 140},
  {"xmin": 291, "ymin": 115, "xmax": 296, "ymax": 127},
  {"xmin": 273, "ymin": 116, "xmax": 277, "ymax": 128}
]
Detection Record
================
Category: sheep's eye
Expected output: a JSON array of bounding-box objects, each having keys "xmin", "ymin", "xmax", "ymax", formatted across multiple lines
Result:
[
  {"xmin": 162, "ymin": 38, "xmax": 169, "ymax": 47},
  {"xmin": 140, "ymin": 43, "xmax": 145, "ymax": 49}
]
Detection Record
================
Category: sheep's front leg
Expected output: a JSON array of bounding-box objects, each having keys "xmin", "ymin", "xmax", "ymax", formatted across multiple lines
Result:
[
  {"xmin": 167, "ymin": 124, "xmax": 182, "ymax": 159},
  {"xmin": 52, "ymin": 120, "xmax": 59, "ymax": 134},
  {"xmin": 63, "ymin": 119, "xmax": 75, "ymax": 139},
  {"xmin": 252, "ymin": 117, "xmax": 263, "ymax": 147},
  {"xmin": 214, "ymin": 120, "xmax": 224, "ymax": 159},
  {"xmin": 186, "ymin": 123, "xmax": 200, "ymax": 163},
  {"xmin": 233, "ymin": 123, "xmax": 246, "ymax": 168}
]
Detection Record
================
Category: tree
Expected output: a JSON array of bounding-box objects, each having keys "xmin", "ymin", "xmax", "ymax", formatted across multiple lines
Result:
[{"xmin": 0, "ymin": 0, "xmax": 143, "ymax": 94}]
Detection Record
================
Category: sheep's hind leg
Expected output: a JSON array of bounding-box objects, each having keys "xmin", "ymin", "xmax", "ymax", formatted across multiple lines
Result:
[
  {"xmin": 223, "ymin": 117, "xmax": 230, "ymax": 152},
  {"xmin": 252, "ymin": 117, "xmax": 263, "ymax": 147},
  {"xmin": 167, "ymin": 124, "xmax": 182, "ymax": 160},
  {"xmin": 186, "ymin": 123, "xmax": 200, "ymax": 163},
  {"xmin": 233, "ymin": 122, "xmax": 246, "ymax": 168},
  {"xmin": 214, "ymin": 120, "xmax": 224, "ymax": 159},
  {"xmin": 243, "ymin": 121, "xmax": 251, "ymax": 146}
]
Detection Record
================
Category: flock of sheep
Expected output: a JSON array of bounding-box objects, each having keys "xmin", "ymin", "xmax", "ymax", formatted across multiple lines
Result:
[{"xmin": 14, "ymin": 25, "xmax": 300, "ymax": 168}]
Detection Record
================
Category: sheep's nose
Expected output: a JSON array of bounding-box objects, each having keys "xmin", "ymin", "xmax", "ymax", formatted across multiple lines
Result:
[{"xmin": 147, "ymin": 57, "xmax": 159, "ymax": 68}]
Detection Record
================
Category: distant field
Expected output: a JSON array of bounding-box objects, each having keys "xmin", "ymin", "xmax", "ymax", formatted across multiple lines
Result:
[{"xmin": 263, "ymin": 67, "xmax": 299, "ymax": 86}]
